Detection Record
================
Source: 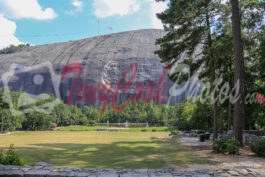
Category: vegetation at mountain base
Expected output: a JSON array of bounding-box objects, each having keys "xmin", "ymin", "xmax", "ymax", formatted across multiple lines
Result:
[
  {"xmin": 0, "ymin": 44, "xmax": 30, "ymax": 54},
  {"xmin": 1, "ymin": 88, "xmax": 265, "ymax": 133}
]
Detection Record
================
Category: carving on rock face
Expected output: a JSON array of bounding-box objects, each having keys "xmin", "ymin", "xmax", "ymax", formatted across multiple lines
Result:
[
  {"xmin": 102, "ymin": 58, "xmax": 165, "ymax": 94},
  {"xmin": 61, "ymin": 59, "xmax": 169, "ymax": 115}
]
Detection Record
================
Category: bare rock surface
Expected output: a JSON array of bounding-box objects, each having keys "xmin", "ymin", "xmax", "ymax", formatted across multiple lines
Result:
[{"xmin": 0, "ymin": 29, "xmax": 199, "ymax": 107}]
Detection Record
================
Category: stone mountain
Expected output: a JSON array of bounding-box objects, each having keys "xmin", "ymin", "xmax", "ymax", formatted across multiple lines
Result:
[{"xmin": 0, "ymin": 29, "xmax": 200, "ymax": 109}]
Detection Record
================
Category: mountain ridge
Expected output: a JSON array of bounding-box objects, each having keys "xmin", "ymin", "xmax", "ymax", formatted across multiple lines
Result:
[{"xmin": 0, "ymin": 29, "xmax": 197, "ymax": 108}]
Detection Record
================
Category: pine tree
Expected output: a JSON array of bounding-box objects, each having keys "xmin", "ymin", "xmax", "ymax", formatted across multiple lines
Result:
[
  {"xmin": 231, "ymin": 0, "xmax": 245, "ymax": 145},
  {"xmin": 155, "ymin": 0, "xmax": 226, "ymax": 139}
]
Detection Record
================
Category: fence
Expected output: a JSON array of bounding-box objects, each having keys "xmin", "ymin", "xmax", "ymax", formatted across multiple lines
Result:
[{"xmin": 97, "ymin": 122, "xmax": 160, "ymax": 127}]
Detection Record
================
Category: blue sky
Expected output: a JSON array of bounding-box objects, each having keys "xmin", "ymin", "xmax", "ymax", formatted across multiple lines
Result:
[{"xmin": 0, "ymin": 0, "xmax": 167, "ymax": 49}]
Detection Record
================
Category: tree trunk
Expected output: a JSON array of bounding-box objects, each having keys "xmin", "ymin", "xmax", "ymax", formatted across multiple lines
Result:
[
  {"xmin": 228, "ymin": 101, "xmax": 232, "ymax": 130},
  {"xmin": 231, "ymin": 0, "xmax": 245, "ymax": 146},
  {"xmin": 206, "ymin": 10, "xmax": 218, "ymax": 140},
  {"xmin": 219, "ymin": 103, "xmax": 223, "ymax": 134},
  {"xmin": 228, "ymin": 58, "xmax": 233, "ymax": 131},
  {"xmin": 1, "ymin": 109, "xmax": 3, "ymax": 134}
]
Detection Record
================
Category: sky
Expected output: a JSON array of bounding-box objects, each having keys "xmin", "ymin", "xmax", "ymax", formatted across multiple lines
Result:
[{"xmin": 0, "ymin": 0, "xmax": 168, "ymax": 49}]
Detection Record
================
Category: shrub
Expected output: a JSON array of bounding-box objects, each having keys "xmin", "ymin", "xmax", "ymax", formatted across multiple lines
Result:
[
  {"xmin": 0, "ymin": 44, "xmax": 29, "ymax": 54},
  {"xmin": 250, "ymin": 138, "xmax": 265, "ymax": 156},
  {"xmin": 80, "ymin": 117, "xmax": 89, "ymax": 126},
  {"xmin": 0, "ymin": 144, "xmax": 26, "ymax": 166},
  {"xmin": 197, "ymin": 130, "xmax": 205, "ymax": 134},
  {"xmin": 141, "ymin": 129, "xmax": 147, "ymax": 132},
  {"xmin": 152, "ymin": 129, "xmax": 157, "ymax": 132},
  {"xmin": 88, "ymin": 120, "xmax": 96, "ymax": 126},
  {"xmin": 213, "ymin": 137, "xmax": 239, "ymax": 155},
  {"xmin": 50, "ymin": 122, "xmax": 57, "ymax": 129},
  {"xmin": 169, "ymin": 130, "xmax": 179, "ymax": 136},
  {"xmin": 0, "ymin": 150, "xmax": 3, "ymax": 164}
]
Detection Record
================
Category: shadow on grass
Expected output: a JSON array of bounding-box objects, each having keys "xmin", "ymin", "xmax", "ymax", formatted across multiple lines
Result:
[{"xmin": 15, "ymin": 140, "xmax": 215, "ymax": 169}]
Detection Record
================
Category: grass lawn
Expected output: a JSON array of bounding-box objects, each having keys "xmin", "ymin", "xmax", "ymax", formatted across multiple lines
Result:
[{"xmin": 0, "ymin": 131, "xmax": 213, "ymax": 169}]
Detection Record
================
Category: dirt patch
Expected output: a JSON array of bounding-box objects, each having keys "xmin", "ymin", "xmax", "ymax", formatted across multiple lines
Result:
[{"xmin": 178, "ymin": 137, "xmax": 265, "ymax": 170}]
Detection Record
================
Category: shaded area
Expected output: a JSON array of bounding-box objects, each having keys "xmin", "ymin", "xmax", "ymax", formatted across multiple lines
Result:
[{"xmin": 15, "ymin": 139, "xmax": 213, "ymax": 169}]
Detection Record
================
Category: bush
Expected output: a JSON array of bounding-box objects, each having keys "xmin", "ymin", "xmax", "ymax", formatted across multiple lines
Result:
[
  {"xmin": 213, "ymin": 137, "xmax": 239, "ymax": 155},
  {"xmin": 88, "ymin": 120, "xmax": 96, "ymax": 126},
  {"xmin": 50, "ymin": 122, "xmax": 57, "ymax": 129},
  {"xmin": 197, "ymin": 130, "xmax": 205, "ymax": 134},
  {"xmin": 250, "ymin": 138, "xmax": 265, "ymax": 156},
  {"xmin": 0, "ymin": 150, "xmax": 4, "ymax": 164},
  {"xmin": 0, "ymin": 144, "xmax": 26, "ymax": 166},
  {"xmin": 141, "ymin": 129, "xmax": 147, "ymax": 132},
  {"xmin": 152, "ymin": 129, "xmax": 157, "ymax": 132},
  {"xmin": 0, "ymin": 44, "xmax": 29, "ymax": 54},
  {"xmin": 169, "ymin": 130, "xmax": 179, "ymax": 136},
  {"xmin": 80, "ymin": 117, "xmax": 89, "ymax": 126}
]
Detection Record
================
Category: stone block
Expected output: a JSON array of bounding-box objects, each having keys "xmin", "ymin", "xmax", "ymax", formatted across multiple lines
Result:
[{"xmin": 24, "ymin": 170, "xmax": 49, "ymax": 177}]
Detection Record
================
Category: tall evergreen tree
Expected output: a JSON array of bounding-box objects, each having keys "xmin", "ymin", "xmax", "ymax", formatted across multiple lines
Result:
[
  {"xmin": 155, "ymin": 0, "xmax": 226, "ymax": 139},
  {"xmin": 231, "ymin": 0, "xmax": 245, "ymax": 145}
]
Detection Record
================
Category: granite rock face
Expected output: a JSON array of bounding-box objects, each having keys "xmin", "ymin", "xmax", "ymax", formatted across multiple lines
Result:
[{"xmin": 0, "ymin": 29, "xmax": 200, "ymax": 108}]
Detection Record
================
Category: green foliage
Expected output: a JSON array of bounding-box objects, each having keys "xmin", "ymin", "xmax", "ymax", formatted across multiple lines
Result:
[
  {"xmin": 0, "ymin": 44, "xmax": 29, "ymax": 54},
  {"xmin": 155, "ymin": 0, "xmax": 265, "ymax": 142},
  {"xmin": 0, "ymin": 150, "xmax": 4, "ymax": 164},
  {"xmin": 250, "ymin": 138, "xmax": 265, "ymax": 156},
  {"xmin": 0, "ymin": 88, "xmax": 215, "ymax": 132},
  {"xmin": 1, "ymin": 84, "xmax": 265, "ymax": 133},
  {"xmin": 22, "ymin": 111, "xmax": 52, "ymax": 130},
  {"xmin": 88, "ymin": 120, "xmax": 96, "ymax": 126},
  {"xmin": 0, "ymin": 144, "xmax": 26, "ymax": 166},
  {"xmin": 169, "ymin": 129, "xmax": 179, "ymax": 136},
  {"xmin": 50, "ymin": 122, "xmax": 57, "ymax": 129},
  {"xmin": 197, "ymin": 130, "xmax": 206, "ymax": 134},
  {"xmin": 213, "ymin": 137, "xmax": 239, "ymax": 155},
  {"xmin": 80, "ymin": 117, "xmax": 89, "ymax": 126}
]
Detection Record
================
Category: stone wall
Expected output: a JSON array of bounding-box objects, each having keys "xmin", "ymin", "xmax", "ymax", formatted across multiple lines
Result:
[
  {"xmin": 243, "ymin": 130, "xmax": 265, "ymax": 137},
  {"xmin": 1, "ymin": 162, "xmax": 265, "ymax": 177}
]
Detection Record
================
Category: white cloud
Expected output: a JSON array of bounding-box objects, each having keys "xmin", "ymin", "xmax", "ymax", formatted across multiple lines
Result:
[
  {"xmin": 73, "ymin": 0, "xmax": 83, "ymax": 9},
  {"xmin": 93, "ymin": 0, "xmax": 140, "ymax": 18},
  {"xmin": 65, "ymin": 0, "xmax": 83, "ymax": 15},
  {"xmin": 0, "ymin": 0, "xmax": 57, "ymax": 20},
  {"xmin": 0, "ymin": 14, "xmax": 22, "ymax": 49},
  {"xmin": 149, "ymin": 1, "xmax": 167, "ymax": 29}
]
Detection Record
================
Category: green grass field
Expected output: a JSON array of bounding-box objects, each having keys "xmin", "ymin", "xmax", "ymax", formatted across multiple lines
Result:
[{"xmin": 0, "ymin": 130, "xmax": 213, "ymax": 169}]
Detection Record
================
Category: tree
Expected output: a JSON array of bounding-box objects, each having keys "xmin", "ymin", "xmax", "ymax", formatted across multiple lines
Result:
[
  {"xmin": 0, "ymin": 89, "xmax": 16, "ymax": 133},
  {"xmin": 231, "ymin": 0, "xmax": 245, "ymax": 145},
  {"xmin": 155, "ymin": 0, "xmax": 226, "ymax": 139}
]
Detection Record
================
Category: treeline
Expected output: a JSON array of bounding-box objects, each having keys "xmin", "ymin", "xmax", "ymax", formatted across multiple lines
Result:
[
  {"xmin": 1, "ymin": 88, "xmax": 265, "ymax": 132},
  {"xmin": 0, "ymin": 44, "xmax": 30, "ymax": 54},
  {"xmin": 155, "ymin": 0, "xmax": 265, "ymax": 143}
]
